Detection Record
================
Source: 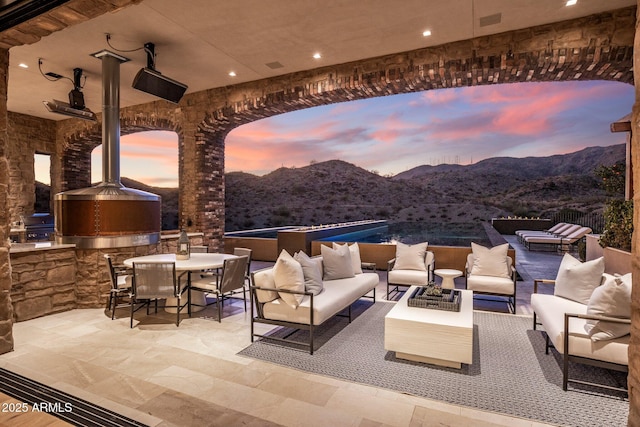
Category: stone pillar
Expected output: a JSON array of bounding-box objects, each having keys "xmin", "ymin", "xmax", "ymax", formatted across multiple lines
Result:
[
  {"xmin": 630, "ymin": 4, "xmax": 640, "ymax": 426},
  {"xmin": 0, "ymin": 48, "xmax": 14, "ymax": 353}
]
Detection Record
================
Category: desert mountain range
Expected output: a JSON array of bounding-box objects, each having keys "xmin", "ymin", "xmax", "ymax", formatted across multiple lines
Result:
[{"xmin": 35, "ymin": 144, "xmax": 624, "ymax": 232}]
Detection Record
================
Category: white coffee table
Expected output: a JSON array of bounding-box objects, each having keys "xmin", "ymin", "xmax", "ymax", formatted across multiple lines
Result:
[
  {"xmin": 384, "ymin": 287, "xmax": 473, "ymax": 368},
  {"xmin": 434, "ymin": 268, "xmax": 463, "ymax": 289}
]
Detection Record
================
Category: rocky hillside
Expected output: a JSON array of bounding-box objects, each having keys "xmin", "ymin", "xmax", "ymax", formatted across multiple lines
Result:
[
  {"xmin": 225, "ymin": 144, "xmax": 624, "ymax": 231},
  {"xmin": 34, "ymin": 144, "xmax": 624, "ymax": 232}
]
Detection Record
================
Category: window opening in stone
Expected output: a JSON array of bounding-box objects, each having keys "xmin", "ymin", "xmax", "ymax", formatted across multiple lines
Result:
[{"xmin": 34, "ymin": 152, "xmax": 50, "ymax": 213}]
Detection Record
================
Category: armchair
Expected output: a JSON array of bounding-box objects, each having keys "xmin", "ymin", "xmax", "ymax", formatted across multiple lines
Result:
[
  {"xmin": 464, "ymin": 252, "xmax": 517, "ymax": 313},
  {"xmin": 386, "ymin": 250, "xmax": 435, "ymax": 300}
]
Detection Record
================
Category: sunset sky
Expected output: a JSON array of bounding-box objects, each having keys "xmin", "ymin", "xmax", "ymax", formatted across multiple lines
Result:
[{"xmin": 35, "ymin": 80, "xmax": 634, "ymax": 187}]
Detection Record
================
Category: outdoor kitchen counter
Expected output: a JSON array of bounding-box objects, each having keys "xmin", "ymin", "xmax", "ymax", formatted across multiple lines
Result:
[{"xmin": 9, "ymin": 242, "xmax": 76, "ymax": 254}]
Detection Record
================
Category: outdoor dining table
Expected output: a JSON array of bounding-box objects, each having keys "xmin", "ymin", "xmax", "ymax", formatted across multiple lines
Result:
[{"xmin": 123, "ymin": 252, "xmax": 238, "ymax": 313}]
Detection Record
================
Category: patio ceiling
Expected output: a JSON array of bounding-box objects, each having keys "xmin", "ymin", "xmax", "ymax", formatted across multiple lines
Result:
[{"xmin": 6, "ymin": 0, "xmax": 636, "ymax": 120}]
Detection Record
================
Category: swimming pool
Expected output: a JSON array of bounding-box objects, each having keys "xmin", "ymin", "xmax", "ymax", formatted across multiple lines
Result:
[{"xmin": 319, "ymin": 222, "xmax": 492, "ymax": 247}]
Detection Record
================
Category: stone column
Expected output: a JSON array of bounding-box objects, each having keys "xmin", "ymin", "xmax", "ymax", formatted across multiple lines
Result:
[
  {"xmin": 0, "ymin": 48, "xmax": 14, "ymax": 354},
  {"xmin": 630, "ymin": 4, "xmax": 640, "ymax": 426}
]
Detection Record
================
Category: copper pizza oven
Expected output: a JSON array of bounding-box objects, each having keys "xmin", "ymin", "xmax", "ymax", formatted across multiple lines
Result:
[{"xmin": 55, "ymin": 50, "xmax": 161, "ymax": 249}]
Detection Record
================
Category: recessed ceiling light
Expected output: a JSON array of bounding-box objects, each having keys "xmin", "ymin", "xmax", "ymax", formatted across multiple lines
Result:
[
  {"xmin": 566, "ymin": 0, "xmax": 577, "ymax": 6},
  {"xmin": 422, "ymin": 30, "xmax": 432, "ymax": 37},
  {"xmin": 313, "ymin": 53, "xmax": 321, "ymax": 59},
  {"xmin": 18, "ymin": 63, "xmax": 28, "ymax": 68},
  {"xmin": 228, "ymin": 71, "xmax": 236, "ymax": 77}
]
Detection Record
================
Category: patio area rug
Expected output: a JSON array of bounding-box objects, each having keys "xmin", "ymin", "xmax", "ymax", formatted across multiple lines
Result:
[{"xmin": 238, "ymin": 301, "xmax": 628, "ymax": 427}]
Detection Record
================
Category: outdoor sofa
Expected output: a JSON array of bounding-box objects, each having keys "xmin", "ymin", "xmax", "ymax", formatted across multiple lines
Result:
[
  {"xmin": 531, "ymin": 255, "xmax": 630, "ymax": 392},
  {"xmin": 250, "ymin": 246, "xmax": 378, "ymax": 354}
]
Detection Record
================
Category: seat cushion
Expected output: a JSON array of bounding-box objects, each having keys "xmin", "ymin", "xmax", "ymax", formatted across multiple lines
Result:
[
  {"xmin": 531, "ymin": 293, "xmax": 628, "ymax": 366},
  {"xmin": 388, "ymin": 269, "xmax": 429, "ymax": 286},
  {"xmin": 466, "ymin": 275, "xmax": 513, "ymax": 295},
  {"xmin": 262, "ymin": 272, "xmax": 378, "ymax": 325}
]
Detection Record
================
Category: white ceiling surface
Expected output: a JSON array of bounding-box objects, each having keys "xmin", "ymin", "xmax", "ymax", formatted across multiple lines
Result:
[{"xmin": 7, "ymin": 0, "xmax": 637, "ymax": 120}]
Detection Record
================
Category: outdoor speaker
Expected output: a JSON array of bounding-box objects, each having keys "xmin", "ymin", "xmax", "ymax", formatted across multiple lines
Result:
[{"xmin": 132, "ymin": 68, "xmax": 188, "ymax": 104}]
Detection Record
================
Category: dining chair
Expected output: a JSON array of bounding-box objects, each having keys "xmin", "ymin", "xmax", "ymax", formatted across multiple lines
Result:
[
  {"xmin": 131, "ymin": 262, "xmax": 189, "ymax": 328},
  {"xmin": 233, "ymin": 247, "xmax": 252, "ymax": 291},
  {"xmin": 104, "ymin": 254, "xmax": 132, "ymax": 320},
  {"xmin": 189, "ymin": 255, "xmax": 249, "ymax": 322}
]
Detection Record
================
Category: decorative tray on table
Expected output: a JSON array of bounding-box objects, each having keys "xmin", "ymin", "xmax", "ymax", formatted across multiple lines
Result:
[{"xmin": 407, "ymin": 284, "xmax": 461, "ymax": 312}]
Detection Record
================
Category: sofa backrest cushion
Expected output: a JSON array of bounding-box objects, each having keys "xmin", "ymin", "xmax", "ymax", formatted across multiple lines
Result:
[
  {"xmin": 253, "ymin": 268, "xmax": 279, "ymax": 304},
  {"xmin": 554, "ymin": 253, "xmax": 605, "ymax": 305},
  {"xmin": 273, "ymin": 250, "xmax": 305, "ymax": 308},
  {"xmin": 392, "ymin": 242, "xmax": 428, "ymax": 271},
  {"xmin": 333, "ymin": 242, "xmax": 363, "ymax": 274},
  {"xmin": 321, "ymin": 244, "xmax": 355, "ymax": 280},
  {"xmin": 585, "ymin": 272, "xmax": 632, "ymax": 341},
  {"xmin": 470, "ymin": 242, "xmax": 510, "ymax": 278},
  {"xmin": 294, "ymin": 251, "xmax": 324, "ymax": 295}
]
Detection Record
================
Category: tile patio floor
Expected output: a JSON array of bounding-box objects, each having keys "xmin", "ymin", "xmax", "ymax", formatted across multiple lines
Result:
[{"xmin": 0, "ymin": 237, "xmax": 571, "ymax": 427}]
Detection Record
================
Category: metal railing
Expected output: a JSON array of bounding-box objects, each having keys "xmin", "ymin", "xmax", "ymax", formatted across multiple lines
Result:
[{"xmin": 550, "ymin": 211, "xmax": 604, "ymax": 234}]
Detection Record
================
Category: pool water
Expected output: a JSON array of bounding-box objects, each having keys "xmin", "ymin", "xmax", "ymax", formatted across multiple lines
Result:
[{"xmin": 320, "ymin": 222, "xmax": 492, "ymax": 247}]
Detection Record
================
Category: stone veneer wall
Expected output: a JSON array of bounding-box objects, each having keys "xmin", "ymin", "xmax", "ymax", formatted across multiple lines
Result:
[
  {"xmin": 629, "ymin": 5, "xmax": 640, "ymax": 425},
  {"xmin": 10, "ymin": 247, "xmax": 76, "ymax": 321},
  {"xmin": 0, "ymin": 47, "xmax": 13, "ymax": 353},
  {"xmin": 9, "ymin": 234, "xmax": 203, "ymax": 320},
  {"xmin": 7, "ymin": 112, "xmax": 56, "ymax": 220}
]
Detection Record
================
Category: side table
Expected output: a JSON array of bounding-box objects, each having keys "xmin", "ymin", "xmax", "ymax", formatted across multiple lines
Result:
[{"xmin": 434, "ymin": 269, "xmax": 462, "ymax": 289}]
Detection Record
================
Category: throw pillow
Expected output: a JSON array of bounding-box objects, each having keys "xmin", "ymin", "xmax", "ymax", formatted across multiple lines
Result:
[
  {"xmin": 554, "ymin": 254, "xmax": 605, "ymax": 305},
  {"xmin": 470, "ymin": 242, "xmax": 510, "ymax": 278},
  {"xmin": 585, "ymin": 273, "xmax": 632, "ymax": 341},
  {"xmin": 272, "ymin": 250, "xmax": 305, "ymax": 308},
  {"xmin": 392, "ymin": 242, "xmax": 428, "ymax": 271},
  {"xmin": 321, "ymin": 244, "xmax": 355, "ymax": 280},
  {"xmin": 332, "ymin": 242, "xmax": 363, "ymax": 274},
  {"xmin": 293, "ymin": 251, "xmax": 324, "ymax": 295}
]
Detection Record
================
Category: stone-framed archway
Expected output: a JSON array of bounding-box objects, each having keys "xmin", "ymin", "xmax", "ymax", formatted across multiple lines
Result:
[
  {"xmin": 49, "ymin": 7, "xmax": 635, "ymax": 252},
  {"xmin": 184, "ymin": 6, "xmax": 633, "ymax": 250}
]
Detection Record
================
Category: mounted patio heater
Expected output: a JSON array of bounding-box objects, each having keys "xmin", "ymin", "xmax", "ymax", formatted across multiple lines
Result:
[{"xmin": 54, "ymin": 50, "xmax": 161, "ymax": 249}]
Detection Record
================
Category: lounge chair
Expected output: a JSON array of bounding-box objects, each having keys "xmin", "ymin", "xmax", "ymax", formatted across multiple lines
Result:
[
  {"xmin": 517, "ymin": 223, "xmax": 580, "ymax": 243},
  {"xmin": 523, "ymin": 226, "xmax": 592, "ymax": 251},
  {"xmin": 515, "ymin": 222, "xmax": 568, "ymax": 240}
]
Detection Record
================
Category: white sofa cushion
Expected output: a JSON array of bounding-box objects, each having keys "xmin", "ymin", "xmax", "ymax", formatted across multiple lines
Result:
[
  {"xmin": 388, "ymin": 269, "xmax": 429, "ymax": 286},
  {"xmin": 262, "ymin": 272, "xmax": 378, "ymax": 325},
  {"xmin": 393, "ymin": 242, "xmax": 428, "ymax": 271},
  {"xmin": 531, "ymin": 293, "xmax": 628, "ymax": 366},
  {"xmin": 321, "ymin": 244, "xmax": 355, "ymax": 280},
  {"xmin": 294, "ymin": 251, "xmax": 324, "ymax": 296},
  {"xmin": 273, "ymin": 250, "xmax": 305, "ymax": 308},
  {"xmin": 466, "ymin": 275, "xmax": 514, "ymax": 295},
  {"xmin": 333, "ymin": 242, "xmax": 363, "ymax": 274},
  {"xmin": 470, "ymin": 242, "xmax": 510, "ymax": 278},
  {"xmin": 585, "ymin": 273, "xmax": 631, "ymax": 341},
  {"xmin": 252, "ymin": 268, "xmax": 279, "ymax": 303},
  {"xmin": 554, "ymin": 254, "xmax": 604, "ymax": 305}
]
